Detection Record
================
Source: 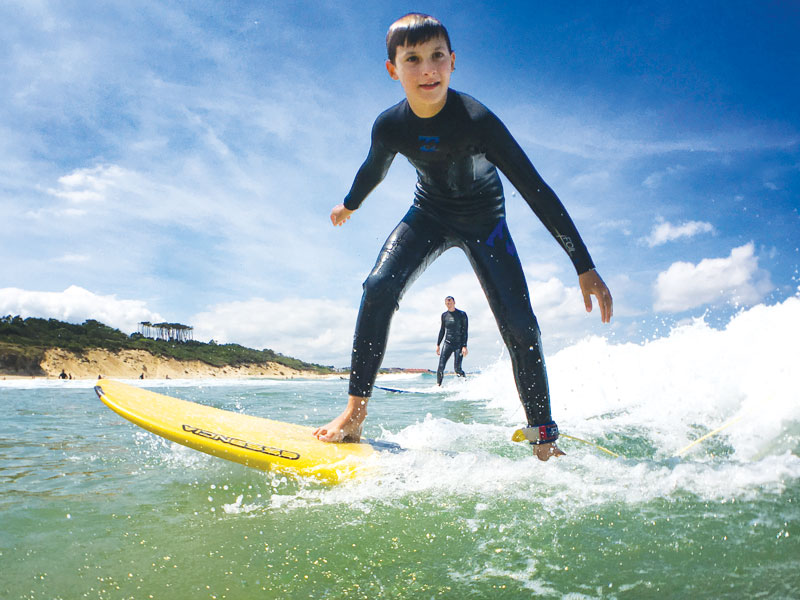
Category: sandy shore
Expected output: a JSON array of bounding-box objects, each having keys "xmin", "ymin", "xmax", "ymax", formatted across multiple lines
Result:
[{"xmin": 8, "ymin": 348, "xmax": 330, "ymax": 380}]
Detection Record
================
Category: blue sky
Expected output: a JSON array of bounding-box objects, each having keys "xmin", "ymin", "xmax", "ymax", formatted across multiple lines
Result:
[{"xmin": 1, "ymin": 0, "xmax": 798, "ymax": 369}]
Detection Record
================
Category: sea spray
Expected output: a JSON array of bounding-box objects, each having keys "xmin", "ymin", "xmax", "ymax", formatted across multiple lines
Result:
[{"xmin": 442, "ymin": 295, "xmax": 800, "ymax": 461}]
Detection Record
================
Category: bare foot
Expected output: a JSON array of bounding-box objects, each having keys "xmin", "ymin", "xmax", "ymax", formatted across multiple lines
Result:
[
  {"xmin": 313, "ymin": 395, "xmax": 368, "ymax": 443},
  {"xmin": 534, "ymin": 442, "xmax": 566, "ymax": 461}
]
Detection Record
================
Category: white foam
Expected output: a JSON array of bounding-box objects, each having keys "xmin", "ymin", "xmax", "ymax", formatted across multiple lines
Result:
[
  {"xmin": 449, "ymin": 295, "xmax": 800, "ymax": 457},
  {"xmin": 222, "ymin": 494, "xmax": 261, "ymax": 514},
  {"xmin": 254, "ymin": 296, "xmax": 800, "ymax": 514},
  {"xmin": 376, "ymin": 372, "xmax": 427, "ymax": 383}
]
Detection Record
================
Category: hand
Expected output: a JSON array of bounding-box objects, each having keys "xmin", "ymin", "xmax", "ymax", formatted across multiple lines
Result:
[
  {"xmin": 461, "ymin": 347, "xmax": 468, "ymax": 357},
  {"xmin": 533, "ymin": 442, "xmax": 566, "ymax": 461},
  {"xmin": 330, "ymin": 204, "xmax": 354, "ymax": 226},
  {"xmin": 435, "ymin": 345, "xmax": 440, "ymax": 355},
  {"xmin": 579, "ymin": 269, "xmax": 613, "ymax": 323}
]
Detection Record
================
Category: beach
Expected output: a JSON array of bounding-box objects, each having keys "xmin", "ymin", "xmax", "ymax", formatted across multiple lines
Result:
[{"xmin": 1, "ymin": 347, "xmax": 326, "ymax": 381}]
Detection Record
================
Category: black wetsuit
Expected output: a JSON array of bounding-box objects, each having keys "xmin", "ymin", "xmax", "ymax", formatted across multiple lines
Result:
[
  {"xmin": 345, "ymin": 89, "xmax": 594, "ymax": 427},
  {"xmin": 437, "ymin": 308, "xmax": 468, "ymax": 384}
]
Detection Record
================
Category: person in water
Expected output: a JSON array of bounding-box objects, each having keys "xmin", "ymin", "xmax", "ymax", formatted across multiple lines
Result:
[
  {"xmin": 313, "ymin": 13, "xmax": 613, "ymax": 461},
  {"xmin": 436, "ymin": 296, "xmax": 468, "ymax": 384}
]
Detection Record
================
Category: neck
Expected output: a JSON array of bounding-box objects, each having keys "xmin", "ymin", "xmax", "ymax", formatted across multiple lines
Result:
[{"xmin": 407, "ymin": 91, "xmax": 448, "ymax": 118}]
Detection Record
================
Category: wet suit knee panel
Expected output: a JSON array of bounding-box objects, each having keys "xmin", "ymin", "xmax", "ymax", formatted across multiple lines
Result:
[
  {"xmin": 496, "ymin": 311, "xmax": 542, "ymax": 352},
  {"xmin": 360, "ymin": 271, "xmax": 403, "ymax": 314}
]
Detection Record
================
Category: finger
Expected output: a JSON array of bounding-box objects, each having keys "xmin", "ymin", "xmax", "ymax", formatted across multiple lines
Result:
[
  {"xmin": 602, "ymin": 293, "xmax": 613, "ymax": 323},
  {"xmin": 583, "ymin": 290, "xmax": 593, "ymax": 313}
]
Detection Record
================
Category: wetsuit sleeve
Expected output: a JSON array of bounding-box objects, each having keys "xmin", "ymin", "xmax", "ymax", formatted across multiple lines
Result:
[
  {"xmin": 483, "ymin": 113, "xmax": 595, "ymax": 274},
  {"xmin": 343, "ymin": 118, "xmax": 397, "ymax": 211},
  {"xmin": 462, "ymin": 312, "xmax": 468, "ymax": 347},
  {"xmin": 437, "ymin": 313, "xmax": 446, "ymax": 345}
]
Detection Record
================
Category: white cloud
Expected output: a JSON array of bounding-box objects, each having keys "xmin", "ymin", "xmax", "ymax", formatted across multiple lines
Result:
[
  {"xmin": 46, "ymin": 164, "xmax": 130, "ymax": 203},
  {"xmin": 528, "ymin": 276, "xmax": 587, "ymax": 321},
  {"xmin": 653, "ymin": 243, "xmax": 773, "ymax": 312},
  {"xmin": 373, "ymin": 268, "xmax": 595, "ymax": 365},
  {"xmin": 190, "ymin": 276, "xmax": 493, "ymax": 368},
  {"xmin": 187, "ymin": 266, "xmax": 597, "ymax": 368},
  {"xmin": 642, "ymin": 165, "xmax": 687, "ymax": 189},
  {"xmin": 0, "ymin": 286, "xmax": 164, "ymax": 332},
  {"xmin": 54, "ymin": 254, "xmax": 90, "ymax": 264},
  {"xmin": 191, "ymin": 298, "xmax": 358, "ymax": 366},
  {"xmin": 645, "ymin": 218, "xmax": 715, "ymax": 247}
]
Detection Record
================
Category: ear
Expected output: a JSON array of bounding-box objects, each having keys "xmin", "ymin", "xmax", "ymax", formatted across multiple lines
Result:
[
  {"xmin": 385, "ymin": 59, "xmax": 399, "ymax": 80},
  {"xmin": 450, "ymin": 51, "xmax": 456, "ymax": 72}
]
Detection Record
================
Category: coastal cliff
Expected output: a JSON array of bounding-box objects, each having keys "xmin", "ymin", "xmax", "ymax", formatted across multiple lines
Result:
[
  {"xmin": 37, "ymin": 347, "xmax": 316, "ymax": 380},
  {"xmin": 0, "ymin": 315, "xmax": 332, "ymax": 380}
]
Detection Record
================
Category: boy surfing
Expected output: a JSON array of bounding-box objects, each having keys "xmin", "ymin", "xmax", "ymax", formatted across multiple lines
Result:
[{"xmin": 313, "ymin": 14, "xmax": 613, "ymax": 461}]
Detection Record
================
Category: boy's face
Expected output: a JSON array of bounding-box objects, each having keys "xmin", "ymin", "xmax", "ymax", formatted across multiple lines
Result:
[{"xmin": 386, "ymin": 36, "xmax": 455, "ymax": 118}]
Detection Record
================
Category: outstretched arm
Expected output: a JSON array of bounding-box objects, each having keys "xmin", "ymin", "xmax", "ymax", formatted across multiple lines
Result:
[{"xmin": 579, "ymin": 269, "xmax": 613, "ymax": 323}]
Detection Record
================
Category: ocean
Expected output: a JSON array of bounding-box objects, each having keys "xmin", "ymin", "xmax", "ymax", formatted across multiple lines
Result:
[{"xmin": 2, "ymin": 296, "xmax": 799, "ymax": 599}]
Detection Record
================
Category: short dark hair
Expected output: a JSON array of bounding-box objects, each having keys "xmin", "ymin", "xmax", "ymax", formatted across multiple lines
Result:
[
  {"xmin": 386, "ymin": 13, "xmax": 452, "ymax": 64},
  {"xmin": 445, "ymin": 296, "xmax": 455, "ymax": 302}
]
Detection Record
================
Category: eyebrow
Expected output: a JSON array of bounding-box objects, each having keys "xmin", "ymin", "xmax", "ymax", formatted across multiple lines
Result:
[{"xmin": 398, "ymin": 44, "xmax": 448, "ymax": 55}]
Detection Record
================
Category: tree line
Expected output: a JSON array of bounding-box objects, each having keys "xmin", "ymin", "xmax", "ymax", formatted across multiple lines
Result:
[{"xmin": 0, "ymin": 315, "xmax": 331, "ymax": 373}]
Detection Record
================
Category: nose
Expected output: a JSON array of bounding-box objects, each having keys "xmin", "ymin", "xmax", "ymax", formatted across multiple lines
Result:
[{"xmin": 421, "ymin": 58, "xmax": 437, "ymax": 75}]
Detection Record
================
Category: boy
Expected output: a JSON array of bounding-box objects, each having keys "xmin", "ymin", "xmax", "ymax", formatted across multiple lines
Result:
[{"xmin": 313, "ymin": 14, "xmax": 613, "ymax": 461}]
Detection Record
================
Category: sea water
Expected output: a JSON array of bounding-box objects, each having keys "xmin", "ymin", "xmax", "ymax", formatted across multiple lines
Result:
[{"xmin": 1, "ymin": 296, "xmax": 799, "ymax": 599}]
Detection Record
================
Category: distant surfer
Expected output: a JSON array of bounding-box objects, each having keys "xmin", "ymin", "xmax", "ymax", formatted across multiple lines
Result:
[
  {"xmin": 313, "ymin": 13, "xmax": 613, "ymax": 461},
  {"xmin": 436, "ymin": 296, "xmax": 467, "ymax": 384}
]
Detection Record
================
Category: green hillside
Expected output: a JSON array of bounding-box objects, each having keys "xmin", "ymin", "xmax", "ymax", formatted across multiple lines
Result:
[{"xmin": 0, "ymin": 315, "xmax": 332, "ymax": 375}]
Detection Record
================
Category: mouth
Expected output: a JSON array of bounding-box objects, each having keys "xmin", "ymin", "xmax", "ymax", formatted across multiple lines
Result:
[{"xmin": 419, "ymin": 81, "xmax": 440, "ymax": 91}]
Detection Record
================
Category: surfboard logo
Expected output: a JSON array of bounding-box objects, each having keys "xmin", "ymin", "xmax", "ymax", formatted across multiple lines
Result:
[{"xmin": 182, "ymin": 424, "xmax": 300, "ymax": 461}]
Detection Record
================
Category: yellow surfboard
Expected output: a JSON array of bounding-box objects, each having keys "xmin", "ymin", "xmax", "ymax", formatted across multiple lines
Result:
[{"xmin": 95, "ymin": 379, "xmax": 398, "ymax": 484}]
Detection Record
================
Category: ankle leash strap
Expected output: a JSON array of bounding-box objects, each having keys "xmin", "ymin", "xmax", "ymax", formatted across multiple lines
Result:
[{"xmin": 516, "ymin": 421, "xmax": 559, "ymax": 445}]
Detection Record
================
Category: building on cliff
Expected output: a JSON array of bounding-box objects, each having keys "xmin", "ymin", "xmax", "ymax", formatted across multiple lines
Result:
[{"xmin": 137, "ymin": 322, "xmax": 194, "ymax": 343}]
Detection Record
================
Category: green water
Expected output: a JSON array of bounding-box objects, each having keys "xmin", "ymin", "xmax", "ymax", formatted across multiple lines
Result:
[{"xmin": 2, "ymin": 379, "xmax": 798, "ymax": 599}]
